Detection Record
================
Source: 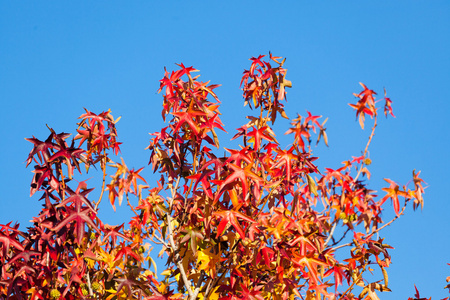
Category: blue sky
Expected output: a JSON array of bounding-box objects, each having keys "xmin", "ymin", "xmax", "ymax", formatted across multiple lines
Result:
[{"xmin": 1, "ymin": 2, "xmax": 449, "ymax": 298}]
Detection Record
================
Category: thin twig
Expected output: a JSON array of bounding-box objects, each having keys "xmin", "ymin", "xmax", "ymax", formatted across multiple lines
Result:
[
  {"xmin": 332, "ymin": 242, "xmax": 352, "ymax": 251},
  {"xmin": 95, "ymin": 169, "xmax": 107, "ymax": 210},
  {"xmin": 354, "ymin": 115, "xmax": 377, "ymax": 183},
  {"xmin": 363, "ymin": 115, "xmax": 377, "ymax": 158},
  {"xmin": 324, "ymin": 222, "xmax": 337, "ymax": 247},
  {"xmin": 126, "ymin": 194, "xmax": 139, "ymax": 217},
  {"xmin": 331, "ymin": 228, "xmax": 351, "ymax": 247},
  {"xmin": 366, "ymin": 201, "xmax": 408, "ymax": 239},
  {"xmin": 332, "ymin": 202, "xmax": 408, "ymax": 252},
  {"xmin": 192, "ymin": 271, "xmax": 205, "ymax": 299},
  {"xmin": 153, "ymin": 234, "xmax": 170, "ymax": 248},
  {"xmin": 338, "ymin": 266, "xmax": 366, "ymax": 300},
  {"xmin": 95, "ymin": 154, "xmax": 108, "ymax": 210}
]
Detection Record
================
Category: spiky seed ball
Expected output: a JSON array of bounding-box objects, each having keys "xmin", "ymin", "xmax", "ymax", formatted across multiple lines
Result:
[
  {"xmin": 91, "ymin": 282, "xmax": 101, "ymax": 291},
  {"xmin": 50, "ymin": 289, "xmax": 61, "ymax": 299}
]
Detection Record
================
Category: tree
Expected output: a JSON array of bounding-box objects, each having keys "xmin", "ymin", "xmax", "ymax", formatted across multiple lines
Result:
[{"xmin": 0, "ymin": 54, "xmax": 444, "ymax": 299}]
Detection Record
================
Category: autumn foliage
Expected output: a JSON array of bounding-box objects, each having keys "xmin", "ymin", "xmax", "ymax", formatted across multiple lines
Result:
[{"xmin": 0, "ymin": 54, "xmax": 445, "ymax": 299}]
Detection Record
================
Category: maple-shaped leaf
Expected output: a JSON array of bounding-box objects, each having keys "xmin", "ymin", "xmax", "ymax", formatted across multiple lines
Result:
[
  {"xmin": 357, "ymin": 82, "xmax": 377, "ymax": 103},
  {"xmin": 127, "ymin": 167, "xmax": 147, "ymax": 193},
  {"xmin": 213, "ymin": 210, "xmax": 256, "ymax": 238},
  {"xmin": 349, "ymin": 83, "xmax": 378, "ymax": 129},
  {"xmin": 284, "ymin": 116, "xmax": 312, "ymax": 152},
  {"xmin": 24, "ymin": 134, "xmax": 60, "ymax": 167},
  {"xmin": 288, "ymin": 235, "xmax": 318, "ymax": 256},
  {"xmin": 305, "ymin": 111, "xmax": 322, "ymax": 132},
  {"xmin": 197, "ymin": 247, "xmax": 221, "ymax": 277},
  {"xmin": 239, "ymin": 283, "xmax": 264, "ymax": 300},
  {"xmin": 272, "ymin": 148, "xmax": 296, "ymax": 182},
  {"xmin": 30, "ymin": 165, "xmax": 59, "ymax": 196},
  {"xmin": 107, "ymin": 159, "xmax": 146, "ymax": 210},
  {"xmin": 172, "ymin": 108, "xmax": 206, "ymax": 136},
  {"xmin": 248, "ymin": 55, "xmax": 266, "ymax": 77},
  {"xmin": 114, "ymin": 241, "xmax": 142, "ymax": 263},
  {"xmin": 180, "ymin": 227, "xmax": 204, "ymax": 255},
  {"xmin": 48, "ymin": 145, "xmax": 84, "ymax": 179},
  {"xmin": 224, "ymin": 147, "xmax": 254, "ymax": 166},
  {"xmin": 12, "ymin": 264, "xmax": 36, "ymax": 280},
  {"xmin": 0, "ymin": 229, "xmax": 25, "ymax": 260},
  {"xmin": 186, "ymin": 170, "xmax": 214, "ymax": 199},
  {"xmin": 26, "ymin": 287, "xmax": 44, "ymax": 300},
  {"xmin": 349, "ymin": 102, "xmax": 374, "ymax": 129},
  {"xmin": 257, "ymin": 247, "xmax": 275, "ymax": 268},
  {"xmin": 199, "ymin": 113, "xmax": 225, "ymax": 148},
  {"xmin": 114, "ymin": 276, "xmax": 139, "ymax": 298},
  {"xmin": 290, "ymin": 254, "xmax": 328, "ymax": 285},
  {"xmin": 56, "ymin": 181, "xmax": 95, "ymax": 211},
  {"xmin": 246, "ymin": 126, "xmax": 277, "ymax": 150},
  {"xmin": 7, "ymin": 250, "xmax": 41, "ymax": 265},
  {"xmin": 101, "ymin": 224, "xmax": 132, "ymax": 245},
  {"xmin": 76, "ymin": 108, "xmax": 121, "ymax": 158},
  {"xmin": 314, "ymin": 115, "xmax": 329, "ymax": 146},
  {"xmin": 380, "ymin": 178, "xmax": 408, "ymax": 216},
  {"xmin": 52, "ymin": 205, "xmax": 99, "ymax": 244},
  {"xmin": 324, "ymin": 264, "xmax": 349, "ymax": 292},
  {"xmin": 78, "ymin": 108, "xmax": 111, "ymax": 128},
  {"xmin": 215, "ymin": 163, "xmax": 262, "ymax": 204}
]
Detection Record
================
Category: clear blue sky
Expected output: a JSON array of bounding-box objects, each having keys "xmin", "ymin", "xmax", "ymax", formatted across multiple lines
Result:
[{"xmin": 1, "ymin": 2, "xmax": 449, "ymax": 299}]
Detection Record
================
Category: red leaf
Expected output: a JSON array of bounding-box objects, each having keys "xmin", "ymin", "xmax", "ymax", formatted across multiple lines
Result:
[
  {"xmin": 213, "ymin": 210, "xmax": 256, "ymax": 238},
  {"xmin": 216, "ymin": 163, "xmax": 262, "ymax": 203},
  {"xmin": 52, "ymin": 206, "xmax": 98, "ymax": 244}
]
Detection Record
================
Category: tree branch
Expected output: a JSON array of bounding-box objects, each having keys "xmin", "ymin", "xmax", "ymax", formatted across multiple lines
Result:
[
  {"xmin": 324, "ymin": 222, "xmax": 337, "ymax": 247},
  {"xmin": 165, "ymin": 176, "xmax": 195, "ymax": 299}
]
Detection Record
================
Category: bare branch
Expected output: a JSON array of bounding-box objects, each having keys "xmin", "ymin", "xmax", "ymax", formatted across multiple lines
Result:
[
  {"xmin": 324, "ymin": 222, "xmax": 337, "ymax": 247},
  {"xmin": 165, "ymin": 176, "xmax": 195, "ymax": 299}
]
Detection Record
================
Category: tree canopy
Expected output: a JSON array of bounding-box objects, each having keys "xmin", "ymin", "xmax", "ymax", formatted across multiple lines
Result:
[{"xmin": 0, "ymin": 54, "xmax": 446, "ymax": 300}]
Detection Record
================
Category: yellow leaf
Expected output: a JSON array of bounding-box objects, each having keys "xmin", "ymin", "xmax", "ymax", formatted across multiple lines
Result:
[
  {"xmin": 161, "ymin": 269, "xmax": 172, "ymax": 276},
  {"xmin": 158, "ymin": 281, "xmax": 168, "ymax": 294},
  {"xmin": 197, "ymin": 248, "xmax": 220, "ymax": 277},
  {"xmin": 306, "ymin": 174, "xmax": 318, "ymax": 197},
  {"xmin": 148, "ymin": 256, "xmax": 158, "ymax": 277},
  {"xmin": 197, "ymin": 286, "xmax": 220, "ymax": 300}
]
